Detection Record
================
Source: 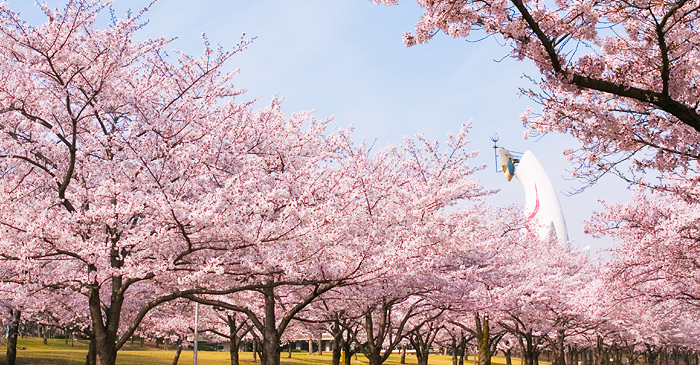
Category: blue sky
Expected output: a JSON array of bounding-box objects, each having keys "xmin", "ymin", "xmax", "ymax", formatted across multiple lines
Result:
[{"xmin": 8, "ymin": 0, "xmax": 631, "ymax": 255}]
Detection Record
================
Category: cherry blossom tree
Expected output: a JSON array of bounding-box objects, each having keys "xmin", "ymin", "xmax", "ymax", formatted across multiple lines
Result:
[
  {"xmin": 137, "ymin": 299, "xmax": 197, "ymax": 365},
  {"xmin": 424, "ymin": 205, "xmax": 534, "ymax": 365},
  {"xmin": 0, "ymin": 2, "xmax": 366, "ymax": 365},
  {"xmin": 496, "ymin": 239, "xmax": 599, "ymax": 365},
  {"xmin": 182, "ymin": 122, "xmax": 494, "ymax": 365},
  {"xmin": 368, "ymin": 3, "xmax": 700, "ymax": 358},
  {"xmin": 440, "ymin": 322, "xmax": 472, "ymax": 365},
  {"xmin": 590, "ymin": 184, "xmax": 700, "ymax": 307},
  {"xmin": 408, "ymin": 311, "xmax": 446, "ymax": 365},
  {"xmin": 209, "ymin": 309, "xmax": 254, "ymax": 365},
  {"xmin": 295, "ymin": 294, "xmax": 363, "ymax": 365},
  {"xmin": 346, "ymin": 291, "xmax": 432, "ymax": 365},
  {"xmin": 373, "ymin": 0, "xmax": 700, "ymax": 188}
]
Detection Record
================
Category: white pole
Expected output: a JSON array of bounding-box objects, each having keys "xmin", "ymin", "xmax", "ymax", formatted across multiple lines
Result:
[{"xmin": 194, "ymin": 302, "xmax": 199, "ymax": 365}]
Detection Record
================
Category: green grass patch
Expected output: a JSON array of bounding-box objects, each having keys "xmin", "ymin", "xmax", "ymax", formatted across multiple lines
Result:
[{"xmin": 0, "ymin": 338, "xmax": 524, "ymax": 365}]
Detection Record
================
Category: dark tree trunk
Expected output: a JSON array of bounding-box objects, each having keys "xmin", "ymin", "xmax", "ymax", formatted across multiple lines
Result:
[
  {"xmin": 225, "ymin": 314, "xmax": 250, "ymax": 365},
  {"xmin": 87, "ymin": 267, "xmax": 153, "ymax": 365},
  {"xmin": 594, "ymin": 336, "xmax": 606, "ymax": 365},
  {"xmin": 357, "ymin": 299, "xmax": 417, "ymax": 365},
  {"xmin": 90, "ymin": 285, "xmax": 119, "ymax": 365},
  {"xmin": 332, "ymin": 340, "xmax": 342, "ymax": 365},
  {"xmin": 452, "ymin": 338, "xmax": 460, "ymax": 365},
  {"xmin": 253, "ymin": 338, "xmax": 259, "ymax": 362},
  {"xmin": 183, "ymin": 281, "xmax": 335, "ymax": 365},
  {"xmin": 367, "ymin": 352, "xmax": 384, "ymax": 365},
  {"xmin": 519, "ymin": 329, "xmax": 540, "ymax": 365},
  {"xmin": 231, "ymin": 342, "xmax": 241, "ymax": 365},
  {"xmin": 330, "ymin": 319, "xmax": 345, "ymax": 365},
  {"xmin": 6, "ymin": 309, "xmax": 21, "ymax": 365},
  {"xmin": 85, "ymin": 332, "xmax": 96, "ymax": 365},
  {"xmin": 475, "ymin": 314, "xmax": 491, "ymax": 365},
  {"xmin": 646, "ymin": 346, "xmax": 658, "ymax": 365},
  {"xmin": 553, "ymin": 330, "xmax": 566, "ymax": 365},
  {"xmin": 673, "ymin": 350, "xmax": 680, "ymax": 365},
  {"xmin": 412, "ymin": 339, "xmax": 430, "ymax": 365},
  {"xmin": 566, "ymin": 346, "xmax": 577, "ymax": 365},
  {"xmin": 459, "ymin": 337, "xmax": 467, "ymax": 365},
  {"xmin": 629, "ymin": 350, "xmax": 638, "ymax": 365},
  {"xmin": 505, "ymin": 349, "xmax": 513, "ymax": 365},
  {"xmin": 343, "ymin": 339, "xmax": 354, "ymax": 365},
  {"xmin": 410, "ymin": 323, "xmax": 441, "ymax": 365},
  {"xmin": 261, "ymin": 287, "xmax": 282, "ymax": 365},
  {"xmin": 402, "ymin": 346, "xmax": 407, "ymax": 364},
  {"xmin": 417, "ymin": 352, "xmax": 429, "ymax": 365},
  {"xmin": 172, "ymin": 341, "xmax": 183, "ymax": 365}
]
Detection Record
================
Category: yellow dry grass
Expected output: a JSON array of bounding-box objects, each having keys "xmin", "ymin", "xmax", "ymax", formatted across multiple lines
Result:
[{"xmin": 0, "ymin": 338, "xmax": 526, "ymax": 365}]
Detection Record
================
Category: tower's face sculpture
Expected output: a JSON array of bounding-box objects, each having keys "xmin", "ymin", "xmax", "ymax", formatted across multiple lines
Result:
[
  {"xmin": 498, "ymin": 148, "xmax": 569, "ymax": 243},
  {"xmin": 497, "ymin": 147, "xmax": 517, "ymax": 181}
]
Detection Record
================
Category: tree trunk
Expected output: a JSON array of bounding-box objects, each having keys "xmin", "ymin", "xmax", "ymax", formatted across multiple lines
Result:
[
  {"xmin": 410, "ymin": 327, "xmax": 439, "ymax": 365},
  {"xmin": 172, "ymin": 343, "xmax": 183, "ymax": 365},
  {"xmin": 402, "ymin": 346, "xmax": 407, "ymax": 364},
  {"xmin": 343, "ymin": 340, "xmax": 353, "ymax": 365},
  {"xmin": 413, "ymin": 340, "xmax": 430, "ymax": 365},
  {"xmin": 417, "ymin": 353, "xmax": 429, "ymax": 365},
  {"xmin": 95, "ymin": 343, "xmax": 117, "ymax": 365},
  {"xmin": 261, "ymin": 287, "xmax": 281, "ymax": 365},
  {"xmin": 43, "ymin": 326, "xmax": 48, "ymax": 345},
  {"xmin": 90, "ymin": 287, "xmax": 119, "ymax": 365},
  {"xmin": 230, "ymin": 334, "xmax": 240, "ymax": 365},
  {"xmin": 6, "ymin": 309, "xmax": 21, "ymax": 365},
  {"xmin": 330, "ymin": 318, "xmax": 347, "ymax": 365},
  {"xmin": 367, "ymin": 352, "xmax": 384, "ymax": 365},
  {"xmin": 595, "ymin": 337, "xmax": 606, "ymax": 365},
  {"xmin": 85, "ymin": 332, "xmax": 96, "ymax": 365},
  {"xmin": 452, "ymin": 338, "xmax": 459, "ymax": 365},
  {"xmin": 476, "ymin": 314, "xmax": 491, "ymax": 365},
  {"xmin": 332, "ymin": 338, "xmax": 342, "ymax": 365},
  {"xmin": 629, "ymin": 350, "xmax": 637, "ymax": 365},
  {"xmin": 505, "ymin": 349, "xmax": 512, "ymax": 365},
  {"xmin": 309, "ymin": 335, "xmax": 314, "ymax": 356},
  {"xmin": 645, "ymin": 347, "xmax": 658, "ymax": 365},
  {"xmin": 519, "ymin": 329, "xmax": 539, "ymax": 365},
  {"xmin": 553, "ymin": 330, "xmax": 566, "ymax": 365},
  {"xmin": 566, "ymin": 346, "xmax": 576, "ymax": 365},
  {"xmin": 253, "ymin": 338, "xmax": 259, "ymax": 362},
  {"xmin": 318, "ymin": 333, "xmax": 323, "ymax": 355}
]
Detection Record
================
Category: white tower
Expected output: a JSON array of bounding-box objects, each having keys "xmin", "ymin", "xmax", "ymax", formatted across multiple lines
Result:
[{"xmin": 497, "ymin": 147, "xmax": 568, "ymax": 243}]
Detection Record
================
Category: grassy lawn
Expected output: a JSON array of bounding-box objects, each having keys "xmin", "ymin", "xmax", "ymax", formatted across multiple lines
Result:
[{"xmin": 0, "ymin": 338, "xmax": 526, "ymax": 365}]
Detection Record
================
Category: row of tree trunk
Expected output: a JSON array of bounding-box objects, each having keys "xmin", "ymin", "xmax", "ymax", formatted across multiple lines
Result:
[{"xmin": 6, "ymin": 312, "xmax": 700, "ymax": 365}]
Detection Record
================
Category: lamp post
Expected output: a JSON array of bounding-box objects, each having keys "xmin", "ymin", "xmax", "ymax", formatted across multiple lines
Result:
[{"xmin": 194, "ymin": 302, "xmax": 199, "ymax": 365}]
